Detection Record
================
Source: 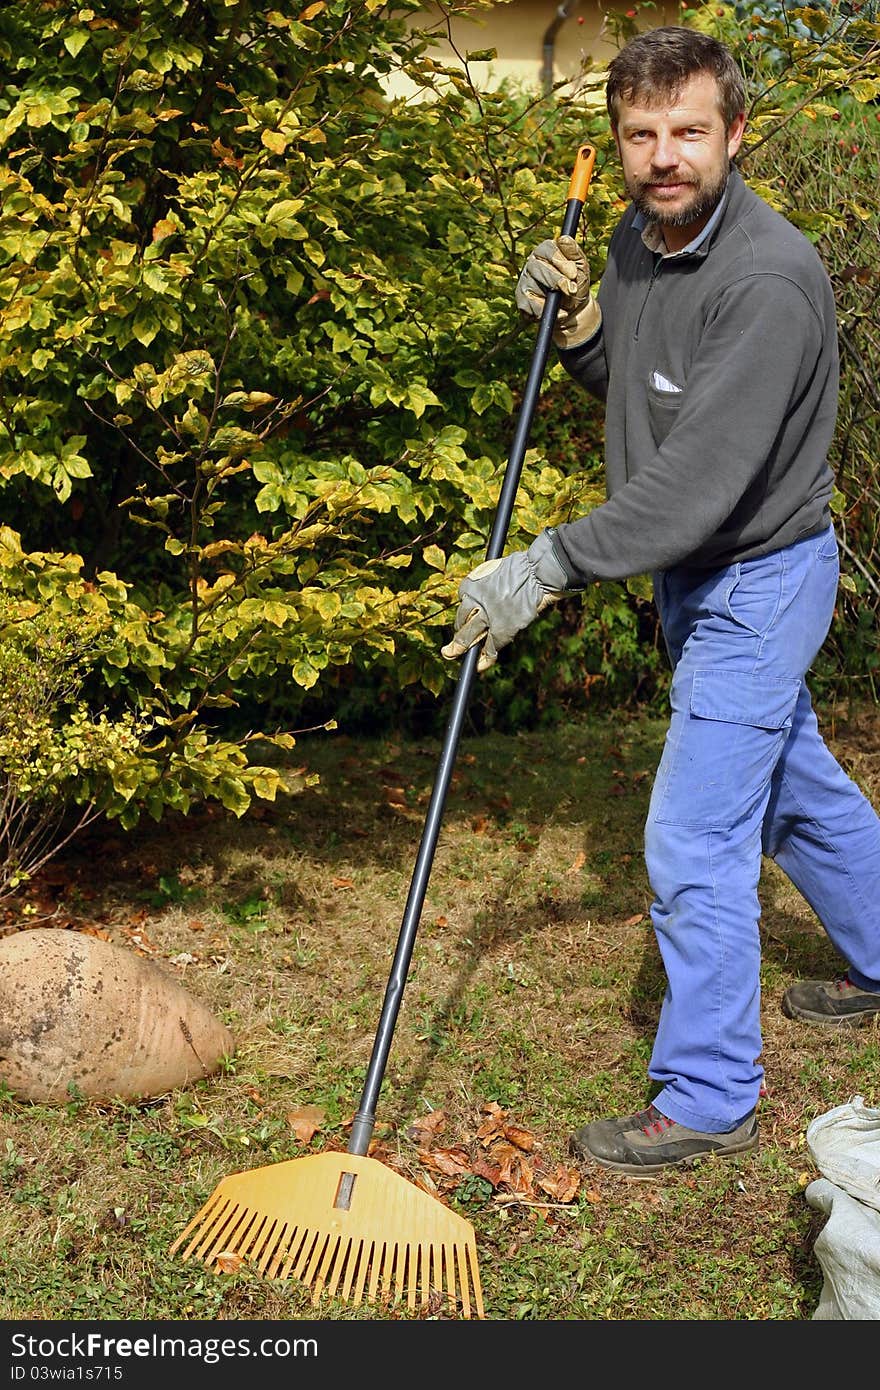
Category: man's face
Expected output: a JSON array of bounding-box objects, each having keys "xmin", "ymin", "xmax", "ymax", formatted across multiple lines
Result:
[{"xmin": 613, "ymin": 72, "xmax": 745, "ymax": 244}]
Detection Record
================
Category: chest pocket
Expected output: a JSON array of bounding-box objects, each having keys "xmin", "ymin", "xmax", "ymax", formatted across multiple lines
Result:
[{"xmin": 646, "ymin": 378, "xmax": 684, "ymax": 448}]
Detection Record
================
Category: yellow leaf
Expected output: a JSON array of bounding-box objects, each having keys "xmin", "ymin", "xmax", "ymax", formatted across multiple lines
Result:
[
  {"xmin": 261, "ymin": 129, "xmax": 288, "ymax": 154},
  {"xmin": 300, "ymin": 1, "xmax": 326, "ymax": 17}
]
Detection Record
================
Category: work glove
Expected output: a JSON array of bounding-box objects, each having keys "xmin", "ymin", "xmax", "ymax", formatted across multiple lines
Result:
[
  {"xmin": 515, "ymin": 235, "xmax": 601, "ymax": 350},
  {"xmin": 441, "ymin": 530, "xmax": 570, "ymax": 673}
]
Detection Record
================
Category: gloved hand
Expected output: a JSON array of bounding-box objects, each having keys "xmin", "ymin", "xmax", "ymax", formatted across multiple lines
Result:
[
  {"xmin": 441, "ymin": 530, "xmax": 570, "ymax": 673},
  {"xmin": 515, "ymin": 235, "xmax": 601, "ymax": 349}
]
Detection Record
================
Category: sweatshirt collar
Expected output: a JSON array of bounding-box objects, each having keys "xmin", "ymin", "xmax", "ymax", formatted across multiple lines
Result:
[{"xmin": 633, "ymin": 168, "xmax": 737, "ymax": 259}]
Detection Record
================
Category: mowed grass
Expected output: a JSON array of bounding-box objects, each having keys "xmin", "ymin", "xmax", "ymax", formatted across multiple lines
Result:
[{"xmin": 1, "ymin": 700, "xmax": 878, "ymax": 1321}]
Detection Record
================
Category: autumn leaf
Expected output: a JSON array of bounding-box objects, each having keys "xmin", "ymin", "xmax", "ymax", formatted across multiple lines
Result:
[
  {"xmin": 470, "ymin": 1156, "xmax": 503, "ymax": 1187},
  {"xmin": 407, "ymin": 1110, "xmax": 447, "ymax": 1144},
  {"xmin": 536, "ymin": 1164, "xmax": 581, "ymax": 1203},
  {"xmin": 503, "ymin": 1123, "xmax": 536, "ymax": 1152},
  {"xmin": 623, "ymin": 913, "xmax": 645, "ymax": 926},
  {"xmin": 215, "ymin": 1251, "xmax": 243, "ymax": 1274},
  {"xmin": 418, "ymin": 1146, "xmax": 472, "ymax": 1178},
  {"xmin": 286, "ymin": 1104, "xmax": 326, "ymax": 1143},
  {"xmin": 567, "ymin": 850, "xmax": 586, "ymax": 875},
  {"xmin": 381, "ymin": 786, "xmax": 408, "ymax": 807}
]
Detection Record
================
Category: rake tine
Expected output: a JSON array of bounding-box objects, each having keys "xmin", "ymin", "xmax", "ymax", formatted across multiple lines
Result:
[
  {"xmin": 227, "ymin": 1207, "xmax": 259, "ymax": 1258},
  {"xmin": 388, "ymin": 1242, "xmax": 403, "ymax": 1305},
  {"xmin": 253, "ymin": 1220, "xmax": 285, "ymax": 1275},
  {"xmin": 369, "ymin": 1240, "xmax": 387, "ymax": 1305},
  {"xmin": 468, "ymin": 1242, "xmax": 484, "ymax": 1318},
  {"xmin": 278, "ymin": 1226, "xmax": 309, "ymax": 1281},
  {"xmin": 311, "ymin": 1233, "xmax": 341, "ymax": 1303},
  {"xmin": 444, "ymin": 1243, "xmax": 458, "ymax": 1313},
  {"xmin": 204, "ymin": 1203, "xmax": 253, "ymax": 1265},
  {"xmin": 172, "ymin": 1192, "xmax": 226, "ymax": 1261},
  {"xmin": 419, "ymin": 1244, "xmax": 431, "ymax": 1309},
  {"xmin": 324, "ymin": 1236, "xmax": 352, "ymax": 1302},
  {"xmin": 456, "ymin": 1243, "xmax": 471, "ymax": 1320},
  {"xmin": 189, "ymin": 1197, "xmax": 237, "ymax": 1263},
  {"xmin": 264, "ymin": 1225, "xmax": 296, "ymax": 1279},
  {"xmin": 303, "ymin": 1231, "xmax": 331, "ymax": 1294},
  {"xmin": 351, "ymin": 1239, "xmax": 371, "ymax": 1305},
  {"xmin": 344, "ymin": 1239, "xmax": 367, "ymax": 1304},
  {"xmin": 239, "ymin": 1212, "xmax": 276, "ymax": 1267},
  {"xmin": 291, "ymin": 1228, "xmax": 321, "ymax": 1283},
  {"xmin": 168, "ymin": 1190, "xmax": 219, "ymax": 1255},
  {"xmin": 405, "ymin": 1245, "xmax": 417, "ymax": 1312}
]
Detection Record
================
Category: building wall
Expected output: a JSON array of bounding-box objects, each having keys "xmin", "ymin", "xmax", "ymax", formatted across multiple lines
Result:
[{"xmin": 385, "ymin": 1, "xmax": 683, "ymax": 99}]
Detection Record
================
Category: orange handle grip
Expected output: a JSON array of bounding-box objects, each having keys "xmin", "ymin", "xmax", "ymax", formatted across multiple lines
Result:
[{"xmin": 567, "ymin": 143, "xmax": 597, "ymax": 203}]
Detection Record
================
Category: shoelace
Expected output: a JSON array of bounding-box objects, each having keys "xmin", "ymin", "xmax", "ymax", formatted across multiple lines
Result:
[{"xmin": 638, "ymin": 1104, "xmax": 676, "ymax": 1136}]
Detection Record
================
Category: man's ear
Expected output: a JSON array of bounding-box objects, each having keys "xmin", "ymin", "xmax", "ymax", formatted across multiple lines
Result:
[{"xmin": 727, "ymin": 110, "xmax": 746, "ymax": 160}]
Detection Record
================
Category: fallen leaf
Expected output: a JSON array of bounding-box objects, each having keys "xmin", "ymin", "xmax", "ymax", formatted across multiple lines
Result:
[
  {"xmin": 418, "ymin": 1146, "xmax": 472, "ymax": 1178},
  {"xmin": 332, "ymin": 876, "xmax": 354, "ymax": 889},
  {"xmin": 623, "ymin": 913, "xmax": 645, "ymax": 926},
  {"xmin": 407, "ymin": 1110, "xmax": 447, "ymax": 1143},
  {"xmin": 470, "ymin": 1156, "xmax": 503, "ymax": 1187},
  {"xmin": 567, "ymin": 850, "xmax": 586, "ymax": 875},
  {"xmin": 215, "ymin": 1251, "xmax": 243, "ymax": 1274},
  {"xmin": 536, "ymin": 1165, "xmax": 581, "ymax": 1203},
  {"xmin": 503, "ymin": 1123, "xmax": 537, "ymax": 1152},
  {"xmin": 286, "ymin": 1104, "xmax": 326, "ymax": 1143},
  {"xmin": 471, "ymin": 816, "xmax": 489, "ymax": 834},
  {"xmin": 382, "ymin": 786, "xmax": 408, "ymax": 806}
]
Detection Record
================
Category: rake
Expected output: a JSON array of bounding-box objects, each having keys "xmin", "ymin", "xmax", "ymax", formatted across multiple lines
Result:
[{"xmin": 169, "ymin": 142, "xmax": 597, "ymax": 1320}]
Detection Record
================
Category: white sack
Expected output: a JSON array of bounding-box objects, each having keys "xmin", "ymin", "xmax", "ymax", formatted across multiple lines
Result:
[{"xmin": 804, "ymin": 1095, "xmax": 880, "ymax": 1320}]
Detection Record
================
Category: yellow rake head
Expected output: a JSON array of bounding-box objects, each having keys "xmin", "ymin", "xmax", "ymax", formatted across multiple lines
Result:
[{"xmin": 169, "ymin": 1150, "xmax": 485, "ymax": 1319}]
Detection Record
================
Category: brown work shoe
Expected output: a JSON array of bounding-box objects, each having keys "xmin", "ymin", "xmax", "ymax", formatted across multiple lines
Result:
[
  {"xmin": 570, "ymin": 1103, "xmax": 758, "ymax": 1177},
  {"xmin": 782, "ymin": 974, "xmax": 880, "ymax": 1025}
]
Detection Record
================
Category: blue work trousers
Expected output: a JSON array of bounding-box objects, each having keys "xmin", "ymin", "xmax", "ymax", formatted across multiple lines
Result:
[{"xmin": 645, "ymin": 524, "xmax": 880, "ymax": 1133}]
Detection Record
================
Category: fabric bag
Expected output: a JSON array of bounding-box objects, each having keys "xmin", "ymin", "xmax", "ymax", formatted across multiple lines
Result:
[{"xmin": 804, "ymin": 1094, "xmax": 880, "ymax": 1320}]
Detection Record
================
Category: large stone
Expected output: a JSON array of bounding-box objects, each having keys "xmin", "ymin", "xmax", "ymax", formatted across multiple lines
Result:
[{"xmin": 0, "ymin": 927, "xmax": 234, "ymax": 1103}]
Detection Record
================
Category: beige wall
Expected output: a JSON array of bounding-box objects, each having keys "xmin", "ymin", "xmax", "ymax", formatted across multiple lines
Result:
[{"xmin": 385, "ymin": 1, "xmax": 683, "ymax": 100}]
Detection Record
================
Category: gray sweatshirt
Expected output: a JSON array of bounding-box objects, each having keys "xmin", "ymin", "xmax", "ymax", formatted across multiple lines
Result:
[{"xmin": 550, "ymin": 167, "xmax": 838, "ymax": 587}]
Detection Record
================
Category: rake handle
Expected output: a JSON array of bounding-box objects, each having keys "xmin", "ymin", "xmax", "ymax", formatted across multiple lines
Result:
[{"xmin": 348, "ymin": 144, "xmax": 597, "ymax": 1158}]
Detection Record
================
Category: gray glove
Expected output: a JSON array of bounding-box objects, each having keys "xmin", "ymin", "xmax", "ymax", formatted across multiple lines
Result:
[
  {"xmin": 515, "ymin": 235, "xmax": 601, "ymax": 349},
  {"xmin": 441, "ymin": 530, "xmax": 570, "ymax": 673}
]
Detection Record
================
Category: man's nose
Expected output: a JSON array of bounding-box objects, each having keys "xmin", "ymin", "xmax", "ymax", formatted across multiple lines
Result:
[{"xmin": 652, "ymin": 134, "xmax": 680, "ymax": 168}]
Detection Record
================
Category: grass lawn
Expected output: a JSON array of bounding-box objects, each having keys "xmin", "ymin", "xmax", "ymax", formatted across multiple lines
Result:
[{"xmin": 1, "ymin": 699, "xmax": 879, "ymax": 1321}]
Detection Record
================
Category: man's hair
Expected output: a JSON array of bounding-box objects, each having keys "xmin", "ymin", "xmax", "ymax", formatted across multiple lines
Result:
[{"xmin": 605, "ymin": 25, "xmax": 746, "ymax": 130}]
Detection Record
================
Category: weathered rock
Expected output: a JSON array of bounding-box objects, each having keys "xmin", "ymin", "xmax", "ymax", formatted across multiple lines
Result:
[{"xmin": 0, "ymin": 927, "xmax": 234, "ymax": 1103}]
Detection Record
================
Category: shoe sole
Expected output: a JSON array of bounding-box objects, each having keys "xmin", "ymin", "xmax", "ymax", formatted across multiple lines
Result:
[
  {"xmin": 782, "ymin": 999, "xmax": 880, "ymax": 1026},
  {"xmin": 572, "ymin": 1133, "xmax": 759, "ymax": 1179}
]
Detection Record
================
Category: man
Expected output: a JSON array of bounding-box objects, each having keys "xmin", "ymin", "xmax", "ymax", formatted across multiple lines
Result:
[{"xmin": 441, "ymin": 25, "xmax": 880, "ymax": 1176}]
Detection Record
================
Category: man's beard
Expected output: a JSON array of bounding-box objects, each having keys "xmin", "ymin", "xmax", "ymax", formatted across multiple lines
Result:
[{"xmin": 629, "ymin": 164, "xmax": 729, "ymax": 228}]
